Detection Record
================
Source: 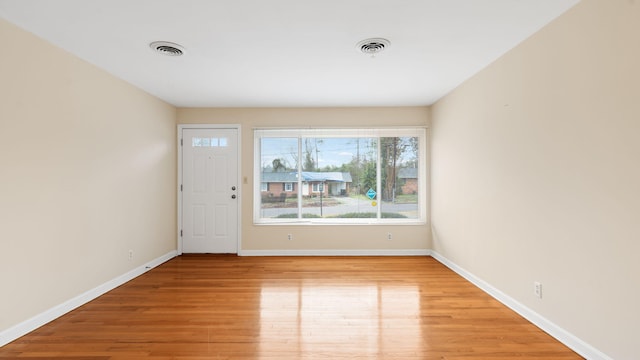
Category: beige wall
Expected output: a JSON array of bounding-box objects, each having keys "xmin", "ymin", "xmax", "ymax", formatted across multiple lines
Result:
[
  {"xmin": 7, "ymin": 0, "xmax": 632, "ymax": 355},
  {"xmin": 431, "ymin": 1, "xmax": 639, "ymax": 359},
  {"xmin": 0, "ymin": 18, "xmax": 177, "ymax": 332},
  {"xmin": 178, "ymin": 107, "xmax": 431, "ymax": 252}
]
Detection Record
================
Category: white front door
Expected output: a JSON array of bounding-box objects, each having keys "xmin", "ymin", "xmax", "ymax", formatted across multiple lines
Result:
[{"xmin": 181, "ymin": 128, "xmax": 239, "ymax": 253}]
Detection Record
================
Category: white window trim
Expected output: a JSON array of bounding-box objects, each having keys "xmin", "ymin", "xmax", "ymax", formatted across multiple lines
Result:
[{"xmin": 254, "ymin": 127, "xmax": 428, "ymax": 225}]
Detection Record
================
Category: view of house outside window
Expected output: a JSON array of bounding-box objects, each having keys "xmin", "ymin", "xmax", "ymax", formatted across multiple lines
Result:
[{"xmin": 254, "ymin": 128, "xmax": 426, "ymax": 224}]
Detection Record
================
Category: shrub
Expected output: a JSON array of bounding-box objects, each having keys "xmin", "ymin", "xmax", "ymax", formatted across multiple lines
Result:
[
  {"xmin": 330, "ymin": 212, "xmax": 407, "ymax": 219},
  {"xmin": 275, "ymin": 213, "xmax": 322, "ymax": 218},
  {"xmin": 275, "ymin": 212, "xmax": 406, "ymax": 219}
]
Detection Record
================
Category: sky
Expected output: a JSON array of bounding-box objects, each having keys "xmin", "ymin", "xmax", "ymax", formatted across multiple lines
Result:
[
  {"xmin": 261, "ymin": 137, "xmax": 378, "ymax": 170},
  {"xmin": 260, "ymin": 136, "xmax": 418, "ymax": 171}
]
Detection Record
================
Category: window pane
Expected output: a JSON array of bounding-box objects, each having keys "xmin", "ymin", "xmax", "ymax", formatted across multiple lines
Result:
[
  {"xmin": 254, "ymin": 128, "xmax": 425, "ymax": 224},
  {"xmin": 192, "ymin": 137, "xmax": 206, "ymax": 147},
  {"xmin": 260, "ymin": 138, "xmax": 299, "ymax": 219},
  {"xmin": 300, "ymin": 137, "xmax": 378, "ymax": 219},
  {"xmin": 380, "ymin": 137, "xmax": 419, "ymax": 219}
]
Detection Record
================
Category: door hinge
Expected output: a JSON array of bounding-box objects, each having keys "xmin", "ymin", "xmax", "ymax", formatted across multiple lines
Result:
[
  {"xmin": 180, "ymin": 184, "xmax": 183, "ymax": 191},
  {"xmin": 180, "ymin": 138, "xmax": 183, "ymax": 146},
  {"xmin": 180, "ymin": 230, "xmax": 183, "ymax": 237}
]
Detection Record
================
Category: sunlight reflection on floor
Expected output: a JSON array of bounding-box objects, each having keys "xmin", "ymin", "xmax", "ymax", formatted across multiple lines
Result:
[{"xmin": 259, "ymin": 280, "xmax": 421, "ymax": 357}]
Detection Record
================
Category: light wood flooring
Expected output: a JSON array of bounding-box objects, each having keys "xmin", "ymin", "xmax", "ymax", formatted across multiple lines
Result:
[{"xmin": 0, "ymin": 255, "xmax": 583, "ymax": 359}]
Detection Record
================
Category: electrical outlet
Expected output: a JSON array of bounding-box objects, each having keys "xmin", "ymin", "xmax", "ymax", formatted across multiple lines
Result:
[
  {"xmin": 128, "ymin": 250, "xmax": 133, "ymax": 261},
  {"xmin": 287, "ymin": 234, "xmax": 293, "ymax": 241},
  {"xmin": 534, "ymin": 281, "xmax": 542, "ymax": 299},
  {"xmin": 387, "ymin": 232, "xmax": 392, "ymax": 241}
]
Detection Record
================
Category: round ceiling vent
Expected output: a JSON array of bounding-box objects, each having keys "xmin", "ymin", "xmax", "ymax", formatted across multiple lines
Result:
[
  {"xmin": 356, "ymin": 38, "xmax": 390, "ymax": 55},
  {"xmin": 149, "ymin": 41, "xmax": 185, "ymax": 56}
]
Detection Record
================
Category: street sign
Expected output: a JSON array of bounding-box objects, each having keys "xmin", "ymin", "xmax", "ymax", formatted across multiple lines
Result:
[{"xmin": 366, "ymin": 188, "xmax": 377, "ymax": 200}]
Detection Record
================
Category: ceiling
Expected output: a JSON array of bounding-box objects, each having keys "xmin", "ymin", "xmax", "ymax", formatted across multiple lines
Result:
[{"xmin": 0, "ymin": 0, "xmax": 579, "ymax": 108}]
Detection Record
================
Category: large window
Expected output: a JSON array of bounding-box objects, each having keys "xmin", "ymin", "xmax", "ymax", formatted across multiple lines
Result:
[{"xmin": 254, "ymin": 128, "xmax": 427, "ymax": 224}]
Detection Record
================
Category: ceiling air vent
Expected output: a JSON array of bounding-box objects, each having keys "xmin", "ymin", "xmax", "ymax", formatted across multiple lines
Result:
[
  {"xmin": 356, "ymin": 38, "xmax": 390, "ymax": 55},
  {"xmin": 149, "ymin": 41, "xmax": 184, "ymax": 56}
]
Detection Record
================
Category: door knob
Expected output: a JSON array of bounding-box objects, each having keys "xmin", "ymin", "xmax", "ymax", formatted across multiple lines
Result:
[{"xmin": 231, "ymin": 194, "xmax": 237, "ymax": 199}]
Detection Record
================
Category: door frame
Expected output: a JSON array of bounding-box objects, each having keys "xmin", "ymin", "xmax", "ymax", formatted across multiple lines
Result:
[{"xmin": 177, "ymin": 124, "xmax": 242, "ymax": 255}]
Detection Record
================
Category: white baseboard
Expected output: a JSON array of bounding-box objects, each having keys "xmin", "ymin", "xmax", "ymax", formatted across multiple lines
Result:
[
  {"xmin": 239, "ymin": 249, "xmax": 431, "ymax": 256},
  {"xmin": 429, "ymin": 250, "xmax": 612, "ymax": 360},
  {"xmin": 0, "ymin": 250, "xmax": 178, "ymax": 347}
]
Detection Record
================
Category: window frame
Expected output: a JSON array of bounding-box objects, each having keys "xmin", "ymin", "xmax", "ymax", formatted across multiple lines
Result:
[{"xmin": 254, "ymin": 128, "xmax": 428, "ymax": 225}]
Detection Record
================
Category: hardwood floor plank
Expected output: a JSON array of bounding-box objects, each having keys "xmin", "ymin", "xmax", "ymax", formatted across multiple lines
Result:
[{"xmin": 0, "ymin": 255, "xmax": 583, "ymax": 359}]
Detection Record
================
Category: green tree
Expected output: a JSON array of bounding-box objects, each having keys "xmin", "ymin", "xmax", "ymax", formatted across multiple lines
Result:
[
  {"xmin": 302, "ymin": 138, "xmax": 325, "ymax": 171},
  {"xmin": 272, "ymin": 158, "xmax": 287, "ymax": 172},
  {"xmin": 361, "ymin": 160, "xmax": 377, "ymax": 196},
  {"xmin": 380, "ymin": 137, "xmax": 414, "ymax": 201},
  {"xmin": 303, "ymin": 138, "xmax": 315, "ymax": 171},
  {"xmin": 351, "ymin": 138, "xmax": 377, "ymax": 196}
]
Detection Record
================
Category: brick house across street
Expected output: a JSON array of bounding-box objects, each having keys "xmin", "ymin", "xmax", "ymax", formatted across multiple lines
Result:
[
  {"xmin": 261, "ymin": 171, "xmax": 352, "ymax": 202},
  {"xmin": 397, "ymin": 167, "xmax": 418, "ymax": 195}
]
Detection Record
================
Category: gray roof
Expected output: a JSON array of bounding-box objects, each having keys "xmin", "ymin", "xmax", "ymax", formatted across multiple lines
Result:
[
  {"xmin": 261, "ymin": 172, "xmax": 298, "ymax": 182},
  {"xmin": 261, "ymin": 171, "xmax": 352, "ymax": 183},
  {"xmin": 397, "ymin": 167, "xmax": 418, "ymax": 179}
]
